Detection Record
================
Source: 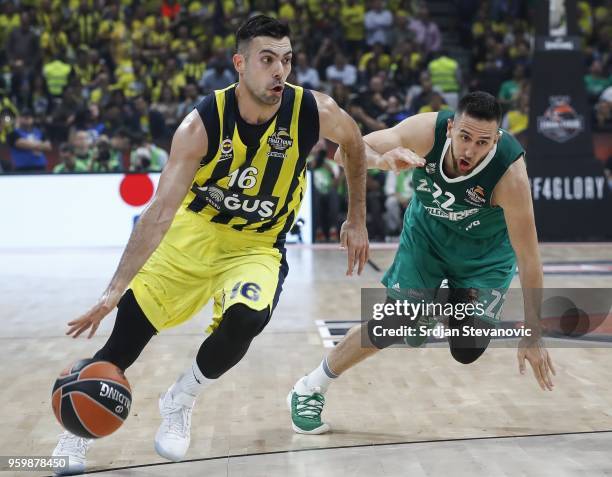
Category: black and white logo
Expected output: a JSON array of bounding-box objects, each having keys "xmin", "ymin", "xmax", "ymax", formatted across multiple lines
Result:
[
  {"xmin": 267, "ymin": 129, "xmax": 293, "ymax": 158},
  {"xmin": 99, "ymin": 382, "xmax": 131, "ymax": 413},
  {"xmin": 425, "ymin": 162, "xmax": 436, "ymax": 174},
  {"xmin": 192, "ymin": 184, "xmax": 278, "ymax": 220},
  {"xmin": 537, "ymin": 96, "xmax": 585, "ymax": 143}
]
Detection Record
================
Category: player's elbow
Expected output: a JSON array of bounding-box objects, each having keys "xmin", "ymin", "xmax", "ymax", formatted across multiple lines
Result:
[{"xmin": 333, "ymin": 147, "xmax": 345, "ymax": 167}]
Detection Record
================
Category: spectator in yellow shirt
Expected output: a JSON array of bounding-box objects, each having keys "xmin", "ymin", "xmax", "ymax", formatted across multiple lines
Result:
[
  {"xmin": 89, "ymin": 72, "xmax": 112, "ymax": 107},
  {"xmin": 36, "ymin": 0, "xmax": 54, "ymax": 32},
  {"xmin": 151, "ymin": 57, "xmax": 186, "ymax": 102},
  {"xmin": 183, "ymin": 47, "xmax": 207, "ymax": 84},
  {"xmin": 0, "ymin": 3, "xmax": 21, "ymax": 51},
  {"xmin": 341, "ymin": 0, "xmax": 366, "ymax": 57},
  {"xmin": 502, "ymin": 92, "xmax": 529, "ymax": 140},
  {"xmin": 73, "ymin": 46, "xmax": 98, "ymax": 90},
  {"xmin": 114, "ymin": 55, "xmax": 151, "ymax": 99},
  {"xmin": 279, "ymin": 0, "xmax": 296, "ymax": 21},
  {"xmin": 40, "ymin": 16, "xmax": 69, "ymax": 62},
  {"xmin": 98, "ymin": 4, "xmax": 129, "ymax": 63},
  {"xmin": 143, "ymin": 17, "xmax": 172, "ymax": 59},
  {"xmin": 171, "ymin": 24, "xmax": 197, "ymax": 65},
  {"xmin": 358, "ymin": 42, "xmax": 391, "ymax": 72},
  {"xmin": 72, "ymin": 0, "xmax": 100, "ymax": 47},
  {"xmin": 418, "ymin": 92, "xmax": 450, "ymax": 113}
]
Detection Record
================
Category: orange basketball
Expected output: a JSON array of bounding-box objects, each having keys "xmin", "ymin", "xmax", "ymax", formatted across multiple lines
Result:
[{"xmin": 51, "ymin": 359, "xmax": 132, "ymax": 439}]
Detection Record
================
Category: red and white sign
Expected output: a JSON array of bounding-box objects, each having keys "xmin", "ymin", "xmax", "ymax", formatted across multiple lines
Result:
[{"xmin": 0, "ymin": 173, "xmax": 311, "ymax": 248}]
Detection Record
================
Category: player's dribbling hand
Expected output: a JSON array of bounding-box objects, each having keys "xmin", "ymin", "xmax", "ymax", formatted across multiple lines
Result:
[
  {"xmin": 66, "ymin": 288, "xmax": 123, "ymax": 339},
  {"xmin": 380, "ymin": 147, "xmax": 426, "ymax": 173},
  {"xmin": 517, "ymin": 336, "xmax": 556, "ymax": 391},
  {"xmin": 339, "ymin": 219, "xmax": 369, "ymax": 276}
]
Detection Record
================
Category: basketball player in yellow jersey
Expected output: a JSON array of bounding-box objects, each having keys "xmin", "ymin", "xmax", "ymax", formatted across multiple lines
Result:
[{"xmin": 51, "ymin": 15, "xmax": 369, "ymax": 475}]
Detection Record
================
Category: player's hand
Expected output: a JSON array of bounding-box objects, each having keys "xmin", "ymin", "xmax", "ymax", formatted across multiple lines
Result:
[
  {"xmin": 517, "ymin": 336, "xmax": 556, "ymax": 391},
  {"xmin": 339, "ymin": 219, "xmax": 369, "ymax": 276},
  {"xmin": 66, "ymin": 288, "xmax": 123, "ymax": 339},
  {"xmin": 380, "ymin": 147, "xmax": 426, "ymax": 173}
]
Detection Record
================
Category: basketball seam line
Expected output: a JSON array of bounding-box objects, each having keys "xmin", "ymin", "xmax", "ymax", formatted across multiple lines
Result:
[
  {"xmin": 54, "ymin": 378, "xmax": 131, "ymax": 395},
  {"xmin": 69, "ymin": 392, "xmax": 101, "ymax": 439},
  {"xmin": 78, "ymin": 363, "xmax": 130, "ymax": 390},
  {"xmin": 67, "ymin": 389, "xmax": 127, "ymax": 423}
]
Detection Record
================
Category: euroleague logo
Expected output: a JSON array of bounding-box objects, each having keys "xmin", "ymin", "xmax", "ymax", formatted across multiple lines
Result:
[
  {"xmin": 267, "ymin": 128, "xmax": 293, "ymax": 159},
  {"xmin": 465, "ymin": 185, "xmax": 486, "ymax": 207},
  {"xmin": 537, "ymin": 96, "xmax": 585, "ymax": 143}
]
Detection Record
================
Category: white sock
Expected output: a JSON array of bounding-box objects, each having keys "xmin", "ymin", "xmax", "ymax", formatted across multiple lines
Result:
[
  {"xmin": 304, "ymin": 357, "xmax": 338, "ymax": 394},
  {"xmin": 171, "ymin": 360, "xmax": 213, "ymax": 398}
]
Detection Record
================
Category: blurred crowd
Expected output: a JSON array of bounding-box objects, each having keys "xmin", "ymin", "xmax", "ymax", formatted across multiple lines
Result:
[{"xmin": 0, "ymin": 0, "xmax": 610, "ymax": 240}]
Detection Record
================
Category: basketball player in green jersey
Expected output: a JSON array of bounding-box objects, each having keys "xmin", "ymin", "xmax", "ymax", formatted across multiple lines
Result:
[
  {"xmin": 289, "ymin": 92, "xmax": 555, "ymax": 434},
  {"xmin": 52, "ymin": 16, "xmax": 369, "ymax": 474}
]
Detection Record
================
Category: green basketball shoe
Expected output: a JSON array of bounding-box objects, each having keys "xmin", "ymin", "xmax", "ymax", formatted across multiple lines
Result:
[{"xmin": 287, "ymin": 377, "xmax": 330, "ymax": 434}]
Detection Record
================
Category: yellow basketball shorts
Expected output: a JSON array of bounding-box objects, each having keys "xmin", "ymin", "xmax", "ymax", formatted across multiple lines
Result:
[{"xmin": 129, "ymin": 210, "xmax": 287, "ymax": 332}]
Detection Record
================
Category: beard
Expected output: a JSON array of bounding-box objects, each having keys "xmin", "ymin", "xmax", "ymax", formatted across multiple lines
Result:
[
  {"xmin": 243, "ymin": 75, "xmax": 283, "ymax": 106},
  {"xmin": 450, "ymin": 141, "xmax": 489, "ymax": 176}
]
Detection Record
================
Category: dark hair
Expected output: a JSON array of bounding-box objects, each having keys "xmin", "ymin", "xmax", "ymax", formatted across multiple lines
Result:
[
  {"xmin": 456, "ymin": 91, "xmax": 502, "ymax": 124},
  {"xmin": 235, "ymin": 15, "xmax": 290, "ymax": 52}
]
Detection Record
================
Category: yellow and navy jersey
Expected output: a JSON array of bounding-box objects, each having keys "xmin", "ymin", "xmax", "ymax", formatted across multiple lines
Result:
[{"xmin": 183, "ymin": 82, "xmax": 319, "ymax": 247}]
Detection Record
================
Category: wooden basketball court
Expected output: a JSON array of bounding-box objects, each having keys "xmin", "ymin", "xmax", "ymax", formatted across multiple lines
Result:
[{"xmin": 1, "ymin": 243, "xmax": 611, "ymax": 476}]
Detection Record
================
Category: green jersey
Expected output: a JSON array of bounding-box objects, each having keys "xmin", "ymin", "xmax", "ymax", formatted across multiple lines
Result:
[{"xmin": 411, "ymin": 110, "xmax": 525, "ymax": 239}]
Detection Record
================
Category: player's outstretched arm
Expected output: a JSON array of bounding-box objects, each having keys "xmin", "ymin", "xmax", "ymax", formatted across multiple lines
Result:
[
  {"xmin": 313, "ymin": 91, "xmax": 369, "ymax": 276},
  {"xmin": 493, "ymin": 157, "xmax": 556, "ymax": 391},
  {"xmin": 67, "ymin": 110, "xmax": 208, "ymax": 338},
  {"xmin": 334, "ymin": 112, "xmax": 437, "ymax": 172}
]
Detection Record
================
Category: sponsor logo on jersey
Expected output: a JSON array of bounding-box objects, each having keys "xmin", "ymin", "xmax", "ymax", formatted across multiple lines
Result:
[
  {"xmin": 464, "ymin": 219, "xmax": 481, "ymax": 232},
  {"xmin": 206, "ymin": 186, "xmax": 225, "ymax": 204},
  {"xmin": 267, "ymin": 128, "xmax": 293, "ymax": 158},
  {"xmin": 537, "ymin": 96, "xmax": 584, "ymax": 143},
  {"xmin": 465, "ymin": 185, "xmax": 486, "ymax": 206},
  {"xmin": 424, "ymin": 206, "xmax": 479, "ymax": 221},
  {"xmin": 219, "ymin": 138, "xmax": 234, "ymax": 162},
  {"xmin": 425, "ymin": 162, "xmax": 436, "ymax": 174},
  {"xmin": 193, "ymin": 184, "xmax": 278, "ymax": 220}
]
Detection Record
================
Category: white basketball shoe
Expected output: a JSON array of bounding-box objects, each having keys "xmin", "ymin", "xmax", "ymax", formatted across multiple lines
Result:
[
  {"xmin": 52, "ymin": 430, "xmax": 91, "ymax": 476},
  {"xmin": 154, "ymin": 386, "xmax": 196, "ymax": 461}
]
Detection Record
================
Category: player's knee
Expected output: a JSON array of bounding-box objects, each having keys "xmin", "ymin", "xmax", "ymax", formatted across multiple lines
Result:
[
  {"xmin": 221, "ymin": 303, "xmax": 270, "ymax": 341},
  {"xmin": 367, "ymin": 315, "xmax": 408, "ymax": 349},
  {"xmin": 367, "ymin": 319, "xmax": 389, "ymax": 349},
  {"xmin": 450, "ymin": 346, "xmax": 486, "ymax": 365}
]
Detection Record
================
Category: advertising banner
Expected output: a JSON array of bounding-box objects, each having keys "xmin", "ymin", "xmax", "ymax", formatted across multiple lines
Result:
[
  {"xmin": 527, "ymin": 0, "xmax": 611, "ymax": 240},
  {"xmin": 0, "ymin": 173, "xmax": 312, "ymax": 248}
]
